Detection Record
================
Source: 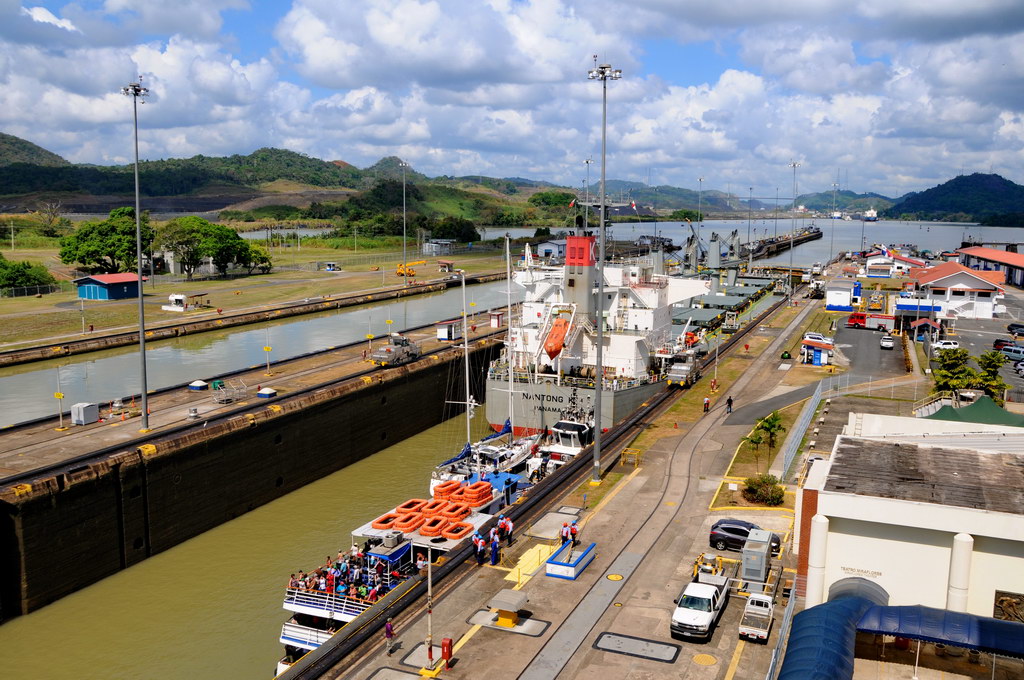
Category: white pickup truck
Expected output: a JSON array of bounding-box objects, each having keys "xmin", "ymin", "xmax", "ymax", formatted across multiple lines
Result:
[
  {"xmin": 738, "ymin": 593, "xmax": 774, "ymax": 642},
  {"xmin": 670, "ymin": 554, "xmax": 733, "ymax": 640}
]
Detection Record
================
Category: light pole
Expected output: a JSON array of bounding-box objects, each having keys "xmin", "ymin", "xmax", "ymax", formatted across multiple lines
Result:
[
  {"xmin": 788, "ymin": 161, "xmax": 800, "ymax": 295},
  {"xmin": 587, "ymin": 59, "xmax": 621, "ymax": 485},
  {"xmin": 401, "ymin": 161, "xmax": 409, "ymax": 287},
  {"xmin": 584, "ymin": 157, "xmax": 593, "ymax": 229},
  {"xmin": 697, "ymin": 177, "xmax": 704, "ymax": 229},
  {"xmin": 747, "ymin": 186, "xmax": 753, "ymax": 268},
  {"xmin": 774, "ymin": 187, "xmax": 779, "ymax": 239},
  {"xmin": 830, "ymin": 182, "xmax": 839, "ymax": 265},
  {"xmin": 122, "ymin": 79, "xmax": 150, "ymax": 430}
]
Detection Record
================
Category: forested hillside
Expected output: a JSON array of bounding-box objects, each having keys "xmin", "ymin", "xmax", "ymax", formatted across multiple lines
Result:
[
  {"xmin": 883, "ymin": 173, "xmax": 1024, "ymax": 221},
  {"xmin": 0, "ymin": 132, "xmax": 70, "ymax": 167}
]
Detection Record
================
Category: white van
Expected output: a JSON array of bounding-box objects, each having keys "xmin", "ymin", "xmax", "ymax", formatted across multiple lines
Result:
[{"xmin": 1002, "ymin": 346, "xmax": 1024, "ymax": 362}]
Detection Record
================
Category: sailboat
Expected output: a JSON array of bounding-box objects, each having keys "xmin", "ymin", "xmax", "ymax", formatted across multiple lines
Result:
[{"xmin": 428, "ymin": 240, "xmax": 541, "ymax": 494}]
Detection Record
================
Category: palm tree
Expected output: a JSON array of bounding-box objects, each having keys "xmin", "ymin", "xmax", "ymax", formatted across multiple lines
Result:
[
  {"xmin": 756, "ymin": 411, "xmax": 787, "ymax": 452},
  {"xmin": 742, "ymin": 431, "xmax": 765, "ymax": 472}
]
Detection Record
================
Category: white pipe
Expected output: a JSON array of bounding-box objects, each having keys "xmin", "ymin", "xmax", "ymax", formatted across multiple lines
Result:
[
  {"xmin": 805, "ymin": 514, "xmax": 829, "ymax": 607},
  {"xmin": 946, "ymin": 533, "xmax": 974, "ymax": 612}
]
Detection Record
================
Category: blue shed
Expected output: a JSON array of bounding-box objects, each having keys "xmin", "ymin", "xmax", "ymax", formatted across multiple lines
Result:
[{"xmin": 73, "ymin": 273, "xmax": 142, "ymax": 300}]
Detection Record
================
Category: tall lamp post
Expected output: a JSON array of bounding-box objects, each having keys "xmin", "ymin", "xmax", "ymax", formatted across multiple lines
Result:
[
  {"xmin": 747, "ymin": 186, "xmax": 753, "ymax": 268},
  {"xmin": 587, "ymin": 60, "xmax": 621, "ymax": 485},
  {"xmin": 584, "ymin": 157, "xmax": 593, "ymax": 228},
  {"xmin": 697, "ymin": 176, "xmax": 704, "ymax": 229},
  {"xmin": 122, "ymin": 79, "xmax": 150, "ymax": 430},
  {"xmin": 830, "ymin": 182, "xmax": 839, "ymax": 265},
  {"xmin": 401, "ymin": 161, "xmax": 409, "ymax": 287},
  {"xmin": 789, "ymin": 160, "xmax": 800, "ymax": 295}
]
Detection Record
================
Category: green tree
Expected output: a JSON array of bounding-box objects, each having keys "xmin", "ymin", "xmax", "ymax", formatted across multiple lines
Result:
[
  {"xmin": 741, "ymin": 431, "xmax": 765, "ymax": 473},
  {"xmin": 931, "ymin": 348, "xmax": 979, "ymax": 393},
  {"xmin": 975, "ymin": 350, "xmax": 1010, "ymax": 404},
  {"xmin": 430, "ymin": 216, "xmax": 480, "ymax": 242},
  {"xmin": 742, "ymin": 473, "xmax": 785, "ymax": 506},
  {"xmin": 755, "ymin": 411, "xmax": 787, "ymax": 452},
  {"xmin": 0, "ymin": 252, "xmax": 57, "ymax": 288},
  {"xmin": 240, "ymin": 243, "xmax": 273, "ymax": 274},
  {"xmin": 156, "ymin": 216, "xmax": 210, "ymax": 280},
  {"xmin": 528, "ymin": 190, "xmax": 576, "ymax": 208},
  {"xmin": 668, "ymin": 209, "xmax": 702, "ymax": 222},
  {"xmin": 58, "ymin": 207, "xmax": 153, "ymax": 273},
  {"xmin": 199, "ymin": 223, "xmax": 250, "ymax": 275}
]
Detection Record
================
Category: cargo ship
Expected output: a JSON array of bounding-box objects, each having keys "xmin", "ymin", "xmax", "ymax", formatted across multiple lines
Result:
[{"xmin": 484, "ymin": 233, "xmax": 710, "ymax": 435}]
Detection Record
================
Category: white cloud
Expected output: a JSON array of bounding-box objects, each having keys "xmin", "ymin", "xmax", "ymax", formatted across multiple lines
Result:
[{"xmin": 20, "ymin": 6, "xmax": 80, "ymax": 32}]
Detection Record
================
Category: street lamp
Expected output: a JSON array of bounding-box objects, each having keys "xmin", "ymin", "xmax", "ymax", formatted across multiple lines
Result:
[
  {"xmin": 401, "ymin": 161, "xmax": 409, "ymax": 287},
  {"xmin": 774, "ymin": 187, "xmax": 779, "ymax": 239},
  {"xmin": 587, "ymin": 59, "xmax": 621, "ymax": 485},
  {"xmin": 697, "ymin": 176, "xmax": 704, "ymax": 229},
  {"xmin": 789, "ymin": 160, "xmax": 800, "ymax": 295},
  {"xmin": 747, "ymin": 187, "xmax": 753, "ymax": 268},
  {"xmin": 830, "ymin": 182, "xmax": 839, "ymax": 265},
  {"xmin": 584, "ymin": 157, "xmax": 593, "ymax": 229},
  {"xmin": 122, "ymin": 79, "xmax": 150, "ymax": 431}
]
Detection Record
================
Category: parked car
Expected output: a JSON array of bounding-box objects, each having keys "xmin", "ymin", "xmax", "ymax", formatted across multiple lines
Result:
[
  {"xmin": 994, "ymin": 338, "xmax": 1021, "ymax": 350},
  {"xmin": 1007, "ymin": 322, "xmax": 1024, "ymax": 336},
  {"xmin": 709, "ymin": 519, "xmax": 781, "ymax": 555},
  {"xmin": 932, "ymin": 340, "xmax": 960, "ymax": 352},
  {"xmin": 802, "ymin": 332, "xmax": 834, "ymax": 344},
  {"xmin": 1002, "ymin": 346, "xmax": 1024, "ymax": 362},
  {"xmin": 879, "ymin": 335, "xmax": 895, "ymax": 350}
]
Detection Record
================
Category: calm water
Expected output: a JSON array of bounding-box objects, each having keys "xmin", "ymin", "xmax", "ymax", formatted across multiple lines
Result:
[
  {"xmin": 0, "ymin": 281, "xmax": 514, "ymax": 426},
  {"xmin": 0, "ymin": 413, "xmax": 495, "ymax": 680}
]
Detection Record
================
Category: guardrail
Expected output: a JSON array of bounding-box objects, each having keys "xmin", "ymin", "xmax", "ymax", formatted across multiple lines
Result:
[
  {"xmin": 280, "ymin": 622, "xmax": 334, "ymax": 649},
  {"xmin": 764, "ymin": 583, "xmax": 800, "ymax": 680},
  {"xmin": 284, "ymin": 588, "xmax": 374, "ymax": 620},
  {"xmin": 779, "ymin": 381, "xmax": 822, "ymax": 482}
]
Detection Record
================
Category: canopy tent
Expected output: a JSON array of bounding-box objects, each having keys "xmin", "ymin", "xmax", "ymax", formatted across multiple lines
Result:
[
  {"xmin": 926, "ymin": 395, "xmax": 1024, "ymax": 427},
  {"xmin": 857, "ymin": 605, "xmax": 1024, "ymax": 659}
]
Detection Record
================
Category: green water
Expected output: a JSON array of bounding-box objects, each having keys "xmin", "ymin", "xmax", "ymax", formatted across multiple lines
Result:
[{"xmin": 0, "ymin": 414, "xmax": 495, "ymax": 679}]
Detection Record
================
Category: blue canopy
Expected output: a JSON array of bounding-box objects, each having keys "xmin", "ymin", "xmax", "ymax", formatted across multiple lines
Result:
[
  {"xmin": 481, "ymin": 418, "xmax": 512, "ymax": 441},
  {"xmin": 857, "ymin": 605, "xmax": 1024, "ymax": 659},
  {"xmin": 368, "ymin": 541, "xmax": 410, "ymax": 565},
  {"xmin": 436, "ymin": 442, "xmax": 472, "ymax": 468}
]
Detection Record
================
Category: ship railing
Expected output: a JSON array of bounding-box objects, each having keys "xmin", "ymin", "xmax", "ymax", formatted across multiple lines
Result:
[
  {"xmin": 280, "ymin": 621, "xmax": 335, "ymax": 650},
  {"xmin": 283, "ymin": 588, "xmax": 375, "ymax": 619}
]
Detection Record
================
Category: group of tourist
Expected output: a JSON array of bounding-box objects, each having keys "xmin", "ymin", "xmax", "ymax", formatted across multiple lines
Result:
[{"xmin": 288, "ymin": 545, "xmax": 395, "ymax": 602}]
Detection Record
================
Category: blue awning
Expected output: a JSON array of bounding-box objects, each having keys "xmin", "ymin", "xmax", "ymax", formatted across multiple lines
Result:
[
  {"xmin": 368, "ymin": 541, "xmax": 410, "ymax": 565},
  {"xmin": 481, "ymin": 419, "xmax": 512, "ymax": 441},
  {"xmin": 857, "ymin": 605, "xmax": 1024, "ymax": 659}
]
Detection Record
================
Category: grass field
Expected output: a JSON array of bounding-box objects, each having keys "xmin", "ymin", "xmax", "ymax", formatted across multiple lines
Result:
[{"xmin": 0, "ymin": 246, "xmax": 506, "ymax": 346}]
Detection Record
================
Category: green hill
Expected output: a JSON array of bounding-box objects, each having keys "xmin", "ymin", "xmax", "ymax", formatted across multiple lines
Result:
[
  {"xmin": 883, "ymin": 173, "xmax": 1024, "ymax": 221},
  {"xmin": 797, "ymin": 189, "xmax": 894, "ymax": 213},
  {"xmin": 0, "ymin": 132, "xmax": 69, "ymax": 167}
]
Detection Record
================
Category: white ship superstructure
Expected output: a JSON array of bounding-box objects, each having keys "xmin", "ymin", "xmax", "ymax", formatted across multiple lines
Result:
[{"xmin": 486, "ymin": 233, "xmax": 710, "ymax": 434}]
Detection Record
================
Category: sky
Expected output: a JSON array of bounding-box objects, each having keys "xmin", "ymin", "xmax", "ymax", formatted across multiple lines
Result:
[{"xmin": 1, "ymin": 0, "xmax": 1023, "ymax": 199}]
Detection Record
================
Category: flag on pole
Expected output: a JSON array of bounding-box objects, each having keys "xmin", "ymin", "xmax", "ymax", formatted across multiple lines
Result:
[
  {"xmin": 630, "ymin": 199, "xmax": 637, "ymax": 210},
  {"xmin": 569, "ymin": 198, "xmax": 576, "ymax": 208}
]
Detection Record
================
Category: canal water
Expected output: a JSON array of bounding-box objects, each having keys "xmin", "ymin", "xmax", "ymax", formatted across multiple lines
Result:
[
  {"xmin": 0, "ymin": 281, "xmax": 516, "ymax": 427},
  {"xmin": 0, "ymin": 412, "xmax": 496, "ymax": 680}
]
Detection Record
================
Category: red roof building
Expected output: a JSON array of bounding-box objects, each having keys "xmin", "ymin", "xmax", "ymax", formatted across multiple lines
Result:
[{"xmin": 958, "ymin": 246, "xmax": 1024, "ymax": 288}]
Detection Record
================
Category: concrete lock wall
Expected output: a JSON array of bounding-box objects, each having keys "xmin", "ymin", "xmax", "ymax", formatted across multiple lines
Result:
[{"xmin": 0, "ymin": 343, "xmax": 499, "ymax": 622}]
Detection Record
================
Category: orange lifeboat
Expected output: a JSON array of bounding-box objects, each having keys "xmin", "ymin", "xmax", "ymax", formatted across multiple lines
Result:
[
  {"xmin": 440, "ymin": 503, "xmax": 471, "ymax": 521},
  {"xmin": 396, "ymin": 499, "xmax": 429, "ymax": 514},
  {"xmin": 544, "ymin": 318, "xmax": 570, "ymax": 359},
  {"xmin": 421, "ymin": 499, "xmax": 451, "ymax": 516},
  {"xmin": 419, "ymin": 516, "xmax": 449, "ymax": 536},
  {"xmin": 441, "ymin": 522, "xmax": 473, "ymax": 541},
  {"xmin": 371, "ymin": 512, "xmax": 401, "ymax": 530},
  {"xmin": 432, "ymin": 480, "xmax": 462, "ymax": 500},
  {"xmin": 393, "ymin": 512, "xmax": 425, "ymax": 533}
]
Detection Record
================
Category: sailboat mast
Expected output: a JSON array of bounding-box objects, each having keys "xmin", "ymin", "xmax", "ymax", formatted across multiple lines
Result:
[
  {"xmin": 505, "ymin": 236, "xmax": 514, "ymax": 440},
  {"xmin": 460, "ymin": 271, "xmax": 472, "ymax": 447}
]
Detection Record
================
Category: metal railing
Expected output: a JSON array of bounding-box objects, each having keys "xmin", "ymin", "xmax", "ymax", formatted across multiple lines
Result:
[
  {"xmin": 280, "ymin": 622, "xmax": 335, "ymax": 650},
  {"xmin": 764, "ymin": 585, "xmax": 800, "ymax": 680},
  {"xmin": 1, "ymin": 281, "xmax": 74, "ymax": 297},
  {"xmin": 283, "ymin": 588, "xmax": 375, "ymax": 620},
  {"xmin": 779, "ymin": 381, "xmax": 822, "ymax": 481}
]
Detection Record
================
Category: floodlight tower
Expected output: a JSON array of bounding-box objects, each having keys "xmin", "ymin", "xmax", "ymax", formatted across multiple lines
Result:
[{"xmin": 587, "ymin": 59, "xmax": 621, "ymax": 484}]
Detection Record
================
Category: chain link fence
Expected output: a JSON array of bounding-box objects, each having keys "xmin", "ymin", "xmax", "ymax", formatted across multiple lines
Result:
[{"xmin": 0, "ymin": 281, "xmax": 75, "ymax": 298}]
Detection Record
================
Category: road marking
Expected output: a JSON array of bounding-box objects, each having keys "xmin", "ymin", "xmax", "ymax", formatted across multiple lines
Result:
[
  {"xmin": 724, "ymin": 639, "xmax": 746, "ymax": 679},
  {"xmin": 579, "ymin": 466, "xmax": 642, "ymax": 531}
]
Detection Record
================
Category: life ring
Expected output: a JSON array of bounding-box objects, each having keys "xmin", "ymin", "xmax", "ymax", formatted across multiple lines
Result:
[
  {"xmin": 371, "ymin": 512, "xmax": 401, "ymax": 530},
  {"xmin": 432, "ymin": 480, "xmax": 461, "ymax": 499},
  {"xmin": 421, "ymin": 499, "xmax": 451, "ymax": 516},
  {"xmin": 440, "ymin": 503, "xmax": 471, "ymax": 521},
  {"xmin": 463, "ymin": 494, "xmax": 492, "ymax": 508},
  {"xmin": 441, "ymin": 522, "xmax": 473, "ymax": 541},
  {"xmin": 393, "ymin": 512, "xmax": 425, "ymax": 533},
  {"xmin": 396, "ymin": 498, "xmax": 429, "ymax": 514},
  {"xmin": 465, "ymin": 481, "xmax": 492, "ymax": 497},
  {"xmin": 419, "ymin": 516, "xmax": 449, "ymax": 537}
]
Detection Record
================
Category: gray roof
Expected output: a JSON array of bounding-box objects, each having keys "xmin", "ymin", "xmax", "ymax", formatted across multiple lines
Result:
[{"xmin": 825, "ymin": 437, "xmax": 1024, "ymax": 515}]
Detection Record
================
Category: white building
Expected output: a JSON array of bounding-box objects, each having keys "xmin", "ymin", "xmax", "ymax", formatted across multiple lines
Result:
[
  {"xmin": 897, "ymin": 261, "xmax": 1006, "ymax": 320},
  {"xmin": 797, "ymin": 433, "xmax": 1024, "ymax": 616},
  {"xmin": 863, "ymin": 250, "xmax": 925, "ymax": 277}
]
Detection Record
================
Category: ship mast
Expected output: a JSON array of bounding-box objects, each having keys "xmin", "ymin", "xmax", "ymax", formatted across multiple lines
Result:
[{"xmin": 505, "ymin": 236, "xmax": 515, "ymax": 442}]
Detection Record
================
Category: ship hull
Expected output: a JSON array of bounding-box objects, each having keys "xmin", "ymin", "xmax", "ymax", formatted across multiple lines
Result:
[{"xmin": 485, "ymin": 376, "xmax": 664, "ymax": 435}]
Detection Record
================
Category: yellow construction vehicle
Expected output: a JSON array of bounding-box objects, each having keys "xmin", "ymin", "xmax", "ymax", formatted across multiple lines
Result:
[{"xmin": 396, "ymin": 260, "xmax": 426, "ymax": 277}]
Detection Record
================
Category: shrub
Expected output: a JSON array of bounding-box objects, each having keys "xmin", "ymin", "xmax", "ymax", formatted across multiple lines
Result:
[{"xmin": 742, "ymin": 473, "xmax": 785, "ymax": 506}]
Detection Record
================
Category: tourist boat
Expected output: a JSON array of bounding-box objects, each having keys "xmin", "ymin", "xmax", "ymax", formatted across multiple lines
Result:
[{"xmin": 484, "ymin": 232, "xmax": 710, "ymax": 435}]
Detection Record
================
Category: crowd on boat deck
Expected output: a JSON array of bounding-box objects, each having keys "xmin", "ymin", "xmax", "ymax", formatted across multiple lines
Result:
[{"xmin": 288, "ymin": 544, "xmax": 397, "ymax": 602}]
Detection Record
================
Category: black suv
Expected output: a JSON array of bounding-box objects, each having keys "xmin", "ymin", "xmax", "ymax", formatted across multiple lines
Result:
[
  {"xmin": 1008, "ymin": 323, "xmax": 1024, "ymax": 336},
  {"xmin": 709, "ymin": 519, "xmax": 781, "ymax": 554}
]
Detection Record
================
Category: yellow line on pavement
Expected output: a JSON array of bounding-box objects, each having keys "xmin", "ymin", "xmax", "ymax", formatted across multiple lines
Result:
[
  {"xmin": 724, "ymin": 639, "xmax": 746, "ymax": 680},
  {"xmin": 579, "ymin": 466, "xmax": 642, "ymax": 531},
  {"xmin": 451, "ymin": 623, "xmax": 484, "ymax": 654}
]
